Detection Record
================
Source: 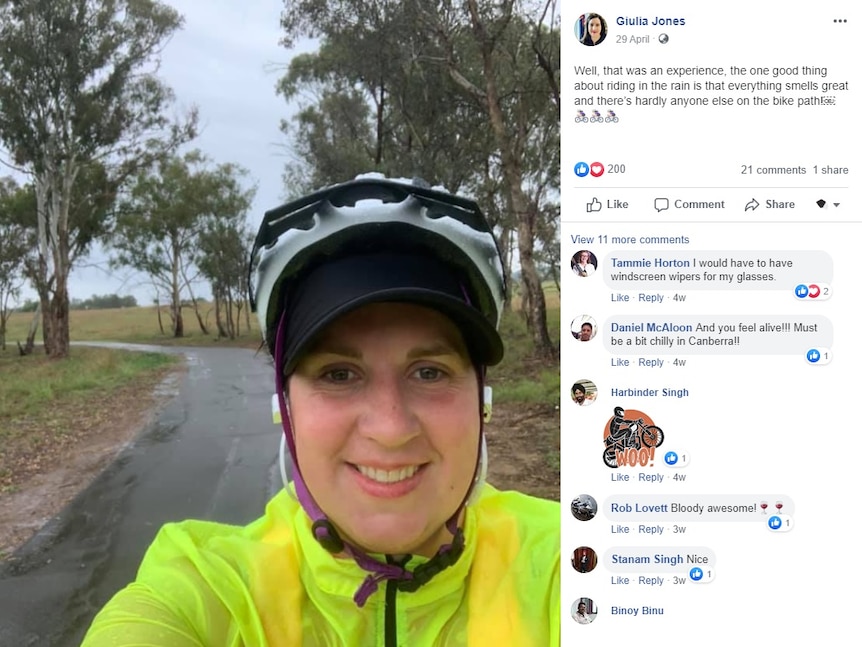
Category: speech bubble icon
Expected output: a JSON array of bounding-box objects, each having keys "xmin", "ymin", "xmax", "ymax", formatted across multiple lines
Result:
[{"xmin": 654, "ymin": 198, "xmax": 669, "ymax": 212}]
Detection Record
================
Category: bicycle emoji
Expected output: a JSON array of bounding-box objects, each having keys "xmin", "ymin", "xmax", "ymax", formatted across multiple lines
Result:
[{"xmin": 603, "ymin": 414, "xmax": 664, "ymax": 468}]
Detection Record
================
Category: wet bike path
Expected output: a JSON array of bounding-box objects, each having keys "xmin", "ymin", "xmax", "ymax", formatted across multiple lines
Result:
[{"xmin": 0, "ymin": 345, "xmax": 284, "ymax": 646}]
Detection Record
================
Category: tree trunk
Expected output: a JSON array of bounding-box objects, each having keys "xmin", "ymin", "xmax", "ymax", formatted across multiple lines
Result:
[
  {"xmin": 186, "ymin": 290, "xmax": 209, "ymax": 336},
  {"xmin": 181, "ymin": 270, "xmax": 209, "ymax": 336},
  {"xmin": 226, "ymin": 289, "xmax": 235, "ymax": 339},
  {"xmin": 33, "ymin": 154, "xmax": 78, "ymax": 359},
  {"xmin": 169, "ymin": 271, "xmax": 184, "ymax": 337},
  {"xmin": 214, "ymin": 291, "xmax": 228, "ymax": 338},
  {"xmin": 171, "ymin": 298, "xmax": 184, "ymax": 337},
  {"xmin": 45, "ymin": 286, "xmax": 71, "ymax": 358},
  {"xmin": 496, "ymin": 225, "xmax": 515, "ymax": 312},
  {"xmin": 213, "ymin": 291, "xmax": 221, "ymax": 336},
  {"xmin": 516, "ymin": 210, "xmax": 553, "ymax": 356},
  {"xmin": 17, "ymin": 304, "xmax": 41, "ymax": 355},
  {"xmin": 38, "ymin": 290, "xmax": 52, "ymax": 355},
  {"xmin": 549, "ymin": 259, "xmax": 560, "ymax": 294},
  {"xmin": 234, "ymin": 299, "xmax": 245, "ymax": 339},
  {"xmin": 466, "ymin": 0, "xmax": 553, "ymax": 358},
  {"xmin": 193, "ymin": 306, "xmax": 208, "ymax": 336},
  {"xmin": 155, "ymin": 297, "xmax": 165, "ymax": 335},
  {"xmin": 375, "ymin": 80, "xmax": 385, "ymax": 166}
]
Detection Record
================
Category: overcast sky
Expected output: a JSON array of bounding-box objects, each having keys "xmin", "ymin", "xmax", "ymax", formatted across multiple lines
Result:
[{"xmin": 62, "ymin": 0, "xmax": 312, "ymax": 304}]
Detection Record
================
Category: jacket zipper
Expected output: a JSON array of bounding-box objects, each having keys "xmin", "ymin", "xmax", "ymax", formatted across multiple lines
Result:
[
  {"xmin": 384, "ymin": 576, "xmax": 398, "ymax": 647},
  {"xmin": 384, "ymin": 555, "xmax": 409, "ymax": 647}
]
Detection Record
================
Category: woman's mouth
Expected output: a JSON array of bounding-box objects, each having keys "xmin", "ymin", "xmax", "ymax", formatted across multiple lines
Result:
[{"xmin": 355, "ymin": 464, "xmax": 421, "ymax": 483}]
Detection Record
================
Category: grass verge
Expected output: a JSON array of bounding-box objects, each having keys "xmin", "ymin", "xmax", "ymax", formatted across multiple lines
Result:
[
  {"xmin": 484, "ymin": 293, "xmax": 561, "ymax": 499},
  {"xmin": 4, "ymin": 305, "xmax": 261, "ymax": 348},
  {"xmin": 0, "ymin": 347, "xmax": 177, "ymax": 493},
  {"xmin": 492, "ymin": 298, "xmax": 561, "ymax": 407}
]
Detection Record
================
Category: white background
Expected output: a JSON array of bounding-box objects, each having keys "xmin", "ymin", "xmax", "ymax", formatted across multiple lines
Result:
[{"xmin": 561, "ymin": 1, "xmax": 858, "ymax": 642}]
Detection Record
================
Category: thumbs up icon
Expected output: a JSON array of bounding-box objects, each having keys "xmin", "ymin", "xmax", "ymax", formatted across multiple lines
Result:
[{"xmin": 586, "ymin": 197, "xmax": 602, "ymax": 213}]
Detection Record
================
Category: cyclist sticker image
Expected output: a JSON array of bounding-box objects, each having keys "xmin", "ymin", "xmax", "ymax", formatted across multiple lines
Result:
[{"xmin": 602, "ymin": 406, "xmax": 665, "ymax": 469}]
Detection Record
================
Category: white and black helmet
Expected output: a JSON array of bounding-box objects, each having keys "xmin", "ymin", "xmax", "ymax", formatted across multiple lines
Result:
[{"xmin": 248, "ymin": 175, "xmax": 507, "ymax": 372}]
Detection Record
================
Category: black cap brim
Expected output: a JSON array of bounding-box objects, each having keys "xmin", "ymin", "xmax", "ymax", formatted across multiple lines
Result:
[{"xmin": 280, "ymin": 253, "xmax": 503, "ymax": 373}]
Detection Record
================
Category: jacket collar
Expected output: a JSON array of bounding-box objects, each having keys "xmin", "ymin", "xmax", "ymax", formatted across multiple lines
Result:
[{"xmin": 289, "ymin": 493, "xmax": 478, "ymax": 607}]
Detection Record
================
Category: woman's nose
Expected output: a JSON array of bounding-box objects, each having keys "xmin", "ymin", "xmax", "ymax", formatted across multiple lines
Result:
[{"xmin": 359, "ymin": 378, "xmax": 420, "ymax": 446}]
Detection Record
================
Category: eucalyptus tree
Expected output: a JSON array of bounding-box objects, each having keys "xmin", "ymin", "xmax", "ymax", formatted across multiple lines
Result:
[
  {"xmin": 278, "ymin": 1, "xmax": 494, "ymax": 196},
  {"xmin": 0, "ymin": 177, "xmax": 33, "ymax": 350},
  {"xmin": 111, "ymin": 152, "xmax": 253, "ymax": 338},
  {"xmin": 196, "ymin": 217, "xmax": 255, "ymax": 339},
  {"xmin": 0, "ymin": 0, "xmax": 197, "ymax": 357},
  {"xmin": 277, "ymin": 0, "xmax": 560, "ymax": 356},
  {"xmin": 416, "ymin": 0, "xmax": 561, "ymax": 357}
]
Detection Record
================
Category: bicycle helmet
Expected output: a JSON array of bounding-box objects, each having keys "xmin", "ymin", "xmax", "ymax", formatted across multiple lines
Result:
[
  {"xmin": 250, "ymin": 176, "xmax": 506, "ymax": 373},
  {"xmin": 248, "ymin": 175, "xmax": 507, "ymax": 606}
]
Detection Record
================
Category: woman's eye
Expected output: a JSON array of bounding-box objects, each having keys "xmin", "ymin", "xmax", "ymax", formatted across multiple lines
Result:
[
  {"xmin": 324, "ymin": 368, "xmax": 354, "ymax": 382},
  {"xmin": 415, "ymin": 366, "xmax": 444, "ymax": 381}
]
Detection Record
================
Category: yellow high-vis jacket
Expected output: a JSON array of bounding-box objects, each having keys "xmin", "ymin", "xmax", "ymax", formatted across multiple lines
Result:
[{"xmin": 81, "ymin": 485, "xmax": 560, "ymax": 646}]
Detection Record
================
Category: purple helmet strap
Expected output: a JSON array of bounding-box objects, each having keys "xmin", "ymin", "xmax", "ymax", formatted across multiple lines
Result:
[
  {"xmin": 273, "ymin": 311, "xmax": 321, "ymax": 522},
  {"xmin": 274, "ymin": 309, "xmax": 481, "ymax": 607}
]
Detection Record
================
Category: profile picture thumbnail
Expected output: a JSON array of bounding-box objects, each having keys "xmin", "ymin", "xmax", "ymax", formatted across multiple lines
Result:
[
  {"xmin": 572, "ymin": 315, "xmax": 596, "ymax": 342},
  {"xmin": 571, "ymin": 494, "xmax": 598, "ymax": 521},
  {"xmin": 572, "ymin": 597, "xmax": 597, "ymax": 624},
  {"xmin": 572, "ymin": 546, "xmax": 598, "ymax": 573},
  {"xmin": 571, "ymin": 379, "xmax": 597, "ymax": 406},
  {"xmin": 571, "ymin": 250, "xmax": 597, "ymax": 277},
  {"xmin": 577, "ymin": 13, "xmax": 608, "ymax": 46}
]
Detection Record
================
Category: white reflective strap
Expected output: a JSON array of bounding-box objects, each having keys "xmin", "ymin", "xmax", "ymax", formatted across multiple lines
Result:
[{"xmin": 272, "ymin": 393, "xmax": 282, "ymax": 424}]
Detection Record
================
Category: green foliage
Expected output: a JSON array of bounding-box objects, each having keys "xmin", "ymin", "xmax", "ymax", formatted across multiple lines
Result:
[
  {"xmin": 494, "ymin": 368, "xmax": 560, "ymax": 404},
  {"xmin": 0, "ymin": 347, "xmax": 175, "ymax": 435},
  {"xmin": 0, "ymin": 0, "xmax": 197, "ymax": 357},
  {"xmin": 276, "ymin": 1, "xmax": 561, "ymax": 356},
  {"xmin": 110, "ymin": 151, "xmax": 255, "ymax": 336},
  {"xmin": 489, "ymin": 291, "xmax": 561, "ymax": 406},
  {"xmin": 0, "ymin": 181, "xmax": 28, "ymax": 262},
  {"xmin": 0, "ymin": 177, "xmax": 35, "ymax": 348},
  {"xmin": 0, "ymin": 0, "xmax": 192, "ymax": 172},
  {"xmin": 196, "ymin": 214, "xmax": 255, "ymax": 339},
  {"xmin": 277, "ymin": 1, "xmax": 500, "ymax": 196}
]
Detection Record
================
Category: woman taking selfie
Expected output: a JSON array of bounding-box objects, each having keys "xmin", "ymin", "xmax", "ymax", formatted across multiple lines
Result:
[{"xmin": 82, "ymin": 176, "xmax": 560, "ymax": 646}]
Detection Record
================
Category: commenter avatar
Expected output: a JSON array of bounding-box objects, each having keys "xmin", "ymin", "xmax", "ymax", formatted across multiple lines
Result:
[
  {"xmin": 572, "ymin": 317, "xmax": 596, "ymax": 342},
  {"xmin": 571, "ymin": 379, "xmax": 597, "ymax": 406},
  {"xmin": 572, "ymin": 598, "xmax": 597, "ymax": 623},
  {"xmin": 572, "ymin": 250, "xmax": 597, "ymax": 277}
]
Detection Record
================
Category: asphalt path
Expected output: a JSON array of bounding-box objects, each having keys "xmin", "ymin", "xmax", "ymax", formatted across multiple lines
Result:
[{"xmin": 0, "ymin": 345, "xmax": 285, "ymax": 646}]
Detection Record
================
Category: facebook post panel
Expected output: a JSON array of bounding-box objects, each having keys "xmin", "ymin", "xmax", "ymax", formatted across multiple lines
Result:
[{"xmin": 561, "ymin": 1, "xmax": 857, "ymax": 640}]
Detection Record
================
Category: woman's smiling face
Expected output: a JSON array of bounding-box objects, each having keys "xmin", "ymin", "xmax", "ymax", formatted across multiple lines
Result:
[
  {"xmin": 288, "ymin": 302, "xmax": 480, "ymax": 556},
  {"xmin": 588, "ymin": 17, "xmax": 603, "ymax": 40}
]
